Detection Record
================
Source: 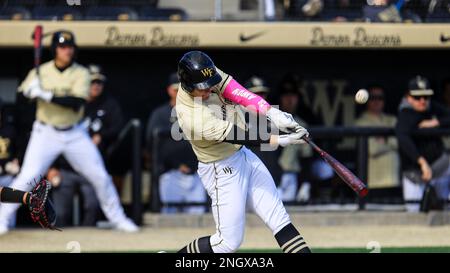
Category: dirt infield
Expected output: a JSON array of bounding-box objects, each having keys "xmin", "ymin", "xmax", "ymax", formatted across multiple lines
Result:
[{"xmin": 1, "ymin": 225, "xmax": 450, "ymax": 252}]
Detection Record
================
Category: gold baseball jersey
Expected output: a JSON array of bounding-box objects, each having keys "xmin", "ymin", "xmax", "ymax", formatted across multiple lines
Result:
[
  {"xmin": 176, "ymin": 68, "xmax": 247, "ymax": 163},
  {"xmin": 18, "ymin": 60, "xmax": 90, "ymax": 127}
]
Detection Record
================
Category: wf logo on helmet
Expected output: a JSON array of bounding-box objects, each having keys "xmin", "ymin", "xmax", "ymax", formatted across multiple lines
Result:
[{"xmin": 200, "ymin": 68, "xmax": 214, "ymax": 77}]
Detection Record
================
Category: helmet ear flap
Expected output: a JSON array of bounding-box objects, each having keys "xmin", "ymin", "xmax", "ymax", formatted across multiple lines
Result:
[{"xmin": 178, "ymin": 61, "xmax": 194, "ymax": 92}]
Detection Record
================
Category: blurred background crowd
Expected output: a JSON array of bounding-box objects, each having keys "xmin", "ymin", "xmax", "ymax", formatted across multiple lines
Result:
[{"xmin": 0, "ymin": 0, "xmax": 449, "ymax": 22}]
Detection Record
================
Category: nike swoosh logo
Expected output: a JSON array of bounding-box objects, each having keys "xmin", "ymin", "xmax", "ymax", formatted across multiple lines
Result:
[
  {"xmin": 239, "ymin": 31, "xmax": 266, "ymax": 42},
  {"xmin": 441, "ymin": 34, "xmax": 450, "ymax": 43}
]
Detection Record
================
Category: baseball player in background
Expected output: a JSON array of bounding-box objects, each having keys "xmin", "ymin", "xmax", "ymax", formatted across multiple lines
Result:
[
  {"xmin": 0, "ymin": 30, "xmax": 138, "ymax": 235},
  {"xmin": 48, "ymin": 64, "xmax": 123, "ymax": 227},
  {"xmin": 174, "ymin": 51, "xmax": 311, "ymax": 253},
  {"xmin": 0, "ymin": 98, "xmax": 20, "ymax": 188}
]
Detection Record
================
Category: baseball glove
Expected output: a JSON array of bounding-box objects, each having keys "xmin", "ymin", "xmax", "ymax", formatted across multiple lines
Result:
[{"xmin": 29, "ymin": 178, "xmax": 60, "ymax": 231}]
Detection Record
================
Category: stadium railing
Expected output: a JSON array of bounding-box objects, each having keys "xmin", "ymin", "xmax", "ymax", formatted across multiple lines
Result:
[{"xmin": 106, "ymin": 118, "xmax": 142, "ymax": 225}]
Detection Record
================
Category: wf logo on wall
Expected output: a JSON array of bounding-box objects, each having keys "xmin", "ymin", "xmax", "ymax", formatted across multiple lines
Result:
[{"xmin": 67, "ymin": 0, "xmax": 81, "ymax": 6}]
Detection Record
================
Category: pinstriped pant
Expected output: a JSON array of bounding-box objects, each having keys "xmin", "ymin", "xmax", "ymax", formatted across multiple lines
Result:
[{"xmin": 197, "ymin": 146, "xmax": 291, "ymax": 253}]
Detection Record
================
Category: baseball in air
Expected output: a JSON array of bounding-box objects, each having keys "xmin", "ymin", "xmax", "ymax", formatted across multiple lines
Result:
[{"xmin": 355, "ymin": 89, "xmax": 369, "ymax": 104}]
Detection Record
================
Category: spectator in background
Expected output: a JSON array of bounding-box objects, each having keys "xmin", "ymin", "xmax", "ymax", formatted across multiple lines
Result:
[
  {"xmin": 0, "ymin": 99, "xmax": 20, "ymax": 228},
  {"xmin": 284, "ymin": 0, "xmax": 366, "ymax": 21},
  {"xmin": 441, "ymin": 78, "xmax": 450, "ymax": 151},
  {"xmin": 244, "ymin": 76, "xmax": 283, "ymax": 186},
  {"xmin": 83, "ymin": 65, "xmax": 126, "ymax": 193},
  {"xmin": 265, "ymin": 0, "xmax": 277, "ymax": 20},
  {"xmin": 355, "ymin": 85, "xmax": 400, "ymax": 194},
  {"xmin": 277, "ymin": 81, "xmax": 313, "ymax": 202},
  {"xmin": 146, "ymin": 73, "xmax": 206, "ymax": 214},
  {"xmin": 278, "ymin": 73, "xmax": 319, "ymax": 125},
  {"xmin": 442, "ymin": 78, "xmax": 450, "ymax": 108},
  {"xmin": 396, "ymin": 76, "xmax": 450, "ymax": 212},
  {"xmin": 0, "ymin": 99, "xmax": 20, "ymax": 188},
  {"xmin": 331, "ymin": 0, "xmax": 370, "ymax": 22},
  {"xmin": 284, "ymin": 0, "xmax": 324, "ymax": 19},
  {"xmin": 302, "ymin": 0, "xmax": 324, "ymax": 17},
  {"xmin": 49, "ymin": 64, "xmax": 124, "ymax": 226},
  {"xmin": 274, "ymin": 73, "xmax": 326, "ymax": 203},
  {"xmin": 242, "ymin": 0, "xmax": 283, "ymax": 20},
  {"xmin": 363, "ymin": 0, "xmax": 422, "ymax": 22},
  {"xmin": 363, "ymin": 0, "xmax": 402, "ymax": 22},
  {"xmin": 48, "ymin": 156, "xmax": 100, "ymax": 226}
]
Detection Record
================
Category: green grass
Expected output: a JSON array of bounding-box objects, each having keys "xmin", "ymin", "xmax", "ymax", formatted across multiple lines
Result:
[
  {"xmin": 131, "ymin": 246, "xmax": 450, "ymax": 253},
  {"xmin": 236, "ymin": 246, "xmax": 450, "ymax": 253},
  {"xmin": 90, "ymin": 246, "xmax": 450, "ymax": 253}
]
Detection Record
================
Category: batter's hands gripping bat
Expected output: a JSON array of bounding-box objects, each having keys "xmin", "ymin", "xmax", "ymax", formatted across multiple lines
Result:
[
  {"xmin": 302, "ymin": 136, "xmax": 368, "ymax": 197},
  {"xmin": 32, "ymin": 25, "xmax": 43, "ymax": 76}
]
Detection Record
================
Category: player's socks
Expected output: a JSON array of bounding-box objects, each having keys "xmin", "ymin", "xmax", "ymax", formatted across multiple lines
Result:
[
  {"xmin": 178, "ymin": 236, "xmax": 214, "ymax": 253},
  {"xmin": 275, "ymin": 223, "xmax": 311, "ymax": 253},
  {"xmin": 0, "ymin": 187, "xmax": 31, "ymax": 205}
]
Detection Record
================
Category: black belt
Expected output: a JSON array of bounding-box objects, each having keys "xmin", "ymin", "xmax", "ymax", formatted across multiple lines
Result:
[{"xmin": 38, "ymin": 121, "xmax": 78, "ymax": 131}]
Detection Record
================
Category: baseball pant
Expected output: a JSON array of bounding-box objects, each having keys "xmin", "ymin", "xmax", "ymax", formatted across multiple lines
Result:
[
  {"xmin": 403, "ymin": 165, "xmax": 450, "ymax": 212},
  {"xmin": 52, "ymin": 169, "xmax": 100, "ymax": 226},
  {"xmin": 159, "ymin": 170, "xmax": 206, "ymax": 214},
  {"xmin": 0, "ymin": 121, "xmax": 128, "ymax": 227},
  {"xmin": 198, "ymin": 147, "xmax": 291, "ymax": 253}
]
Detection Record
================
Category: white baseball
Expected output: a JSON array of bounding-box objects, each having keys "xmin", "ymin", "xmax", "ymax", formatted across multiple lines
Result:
[{"xmin": 355, "ymin": 89, "xmax": 369, "ymax": 104}]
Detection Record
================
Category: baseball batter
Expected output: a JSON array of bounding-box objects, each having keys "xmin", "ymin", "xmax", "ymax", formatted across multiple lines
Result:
[
  {"xmin": 175, "ymin": 51, "xmax": 311, "ymax": 253},
  {"xmin": 0, "ymin": 30, "xmax": 138, "ymax": 235}
]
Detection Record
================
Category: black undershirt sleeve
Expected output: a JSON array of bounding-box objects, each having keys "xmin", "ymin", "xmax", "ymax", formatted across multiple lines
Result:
[
  {"xmin": 50, "ymin": 96, "xmax": 86, "ymax": 112},
  {"xmin": 222, "ymin": 124, "xmax": 271, "ymax": 146}
]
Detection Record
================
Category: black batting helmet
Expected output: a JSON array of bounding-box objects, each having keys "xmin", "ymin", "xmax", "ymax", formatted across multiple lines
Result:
[
  {"xmin": 51, "ymin": 30, "xmax": 76, "ymax": 56},
  {"xmin": 177, "ymin": 51, "xmax": 222, "ymax": 92}
]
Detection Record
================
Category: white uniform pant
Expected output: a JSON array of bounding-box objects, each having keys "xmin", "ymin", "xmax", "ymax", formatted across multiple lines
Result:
[
  {"xmin": 0, "ymin": 121, "xmax": 128, "ymax": 227},
  {"xmin": 159, "ymin": 170, "xmax": 206, "ymax": 214},
  {"xmin": 403, "ymin": 165, "xmax": 450, "ymax": 212},
  {"xmin": 198, "ymin": 147, "xmax": 291, "ymax": 253}
]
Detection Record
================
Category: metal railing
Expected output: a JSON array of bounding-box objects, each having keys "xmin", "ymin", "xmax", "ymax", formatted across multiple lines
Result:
[
  {"xmin": 149, "ymin": 127, "xmax": 450, "ymax": 212},
  {"xmin": 106, "ymin": 118, "xmax": 142, "ymax": 224}
]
